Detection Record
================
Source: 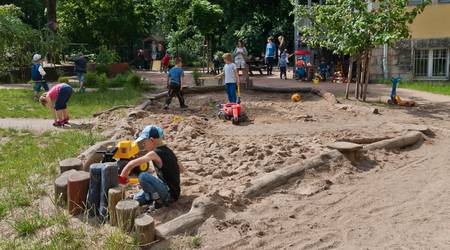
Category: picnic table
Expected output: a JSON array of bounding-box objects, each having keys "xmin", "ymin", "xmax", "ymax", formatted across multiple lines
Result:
[{"xmin": 247, "ymin": 58, "xmax": 266, "ymax": 76}]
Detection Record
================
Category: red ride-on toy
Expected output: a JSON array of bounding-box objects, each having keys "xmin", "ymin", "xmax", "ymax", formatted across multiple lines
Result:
[{"xmin": 218, "ymin": 103, "xmax": 247, "ymax": 125}]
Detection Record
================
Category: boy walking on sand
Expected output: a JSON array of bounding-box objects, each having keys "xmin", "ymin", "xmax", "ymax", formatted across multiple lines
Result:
[
  {"xmin": 217, "ymin": 53, "xmax": 240, "ymax": 103},
  {"xmin": 31, "ymin": 54, "xmax": 49, "ymax": 100},
  {"xmin": 164, "ymin": 57, "xmax": 187, "ymax": 110}
]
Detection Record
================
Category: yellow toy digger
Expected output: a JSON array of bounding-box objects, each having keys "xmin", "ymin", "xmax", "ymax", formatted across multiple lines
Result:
[{"xmin": 97, "ymin": 140, "xmax": 149, "ymax": 177}]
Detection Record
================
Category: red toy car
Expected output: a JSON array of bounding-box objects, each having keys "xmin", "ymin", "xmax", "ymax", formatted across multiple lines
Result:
[{"xmin": 218, "ymin": 102, "xmax": 246, "ymax": 125}]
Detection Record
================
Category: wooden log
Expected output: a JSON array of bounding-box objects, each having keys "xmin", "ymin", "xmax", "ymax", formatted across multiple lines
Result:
[
  {"xmin": 99, "ymin": 162, "xmax": 118, "ymax": 220},
  {"xmin": 135, "ymin": 214, "xmax": 156, "ymax": 245},
  {"xmin": 328, "ymin": 142, "xmax": 363, "ymax": 163},
  {"xmin": 67, "ymin": 171, "xmax": 90, "ymax": 215},
  {"xmin": 59, "ymin": 158, "xmax": 82, "ymax": 173},
  {"xmin": 244, "ymin": 150, "xmax": 344, "ymax": 198},
  {"xmin": 136, "ymin": 99, "xmax": 151, "ymax": 110},
  {"xmin": 363, "ymin": 131, "xmax": 423, "ymax": 151},
  {"xmin": 77, "ymin": 140, "xmax": 117, "ymax": 171},
  {"xmin": 116, "ymin": 200, "xmax": 140, "ymax": 232},
  {"xmin": 250, "ymin": 85, "xmax": 314, "ymax": 94},
  {"xmin": 155, "ymin": 196, "xmax": 218, "ymax": 238},
  {"xmin": 108, "ymin": 186, "xmax": 125, "ymax": 226},
  {"xmin": 93, "ymin": 105, "xmax": 132, "ymax": 117},
  {"xmin": 149, "ymin": 91, "xmax": 169, "ymax": 101},
  {"xmin": 336, "ymin": 136, "xmax": 392, "ymax": 144},
  {"xmin": 54, "ymin": 169, "xmax": 78, "ymax": 207},
  {"xmin": 86, "ymin": 163, "xmax": 103, "ymax": 216}
]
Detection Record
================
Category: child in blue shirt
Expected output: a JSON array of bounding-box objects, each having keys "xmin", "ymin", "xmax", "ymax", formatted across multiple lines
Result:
[
  {"xmin": 279, "ymin": 49, "xmax": 292, "ymax": 80},
  {"xmin": 31, "ymin": 54, "xmax": 49, "ymax": 100},
  {"xmin": 164, "ymin": 57, "xmax": 187, "ymax": 110}
]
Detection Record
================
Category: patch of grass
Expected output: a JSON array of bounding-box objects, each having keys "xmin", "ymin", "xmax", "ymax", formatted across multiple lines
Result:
[
  {"xmin": 0, "ymin": 129, "xmax": 102, "ymax": 217},
  {"xmin": 12, "ymin": 212, "xmax": 49, "ymax": 236},
  {"xmin": 104, "ymin": 229, "xmax": 136, "ymax": 250},
  {"xmin": 0, "ymin": 88, "xmax": 144, "ymax": 118},
  {"xmin": 190, "ymin": 235, "xmax": 202, "ymax": 248},
  {"xmin": 399, "ymin": 82, "xmax": 450, "ymax": 96},
  {"xmin": 43, "ymin": 227, "xmax": 87, "ymax": 250}
]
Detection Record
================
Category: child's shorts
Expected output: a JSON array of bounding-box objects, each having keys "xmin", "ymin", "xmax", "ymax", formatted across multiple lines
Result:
[
  {"xmin": 34, "ymin": 81, "xmax": 49, "ymax": 92},
  {"xmin": 55, "ymin": 84, "xmax": 73, "ymax": 110},
  {"xmin": 77, "ymin": 73, "xmax": 86, "ymax": 83}
]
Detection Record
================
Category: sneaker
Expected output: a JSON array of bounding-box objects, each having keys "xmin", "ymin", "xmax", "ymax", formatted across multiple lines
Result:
[
  {"xmin": 180, "ymin": 105, "xmax": 188, "ymax": 109},
  {"xmin": 62, "ymin": 118, "xmax": 69, "ymax": 124},
  {"xmin": 146, "ymin": 200, "xmax": 164, "ymax": 213},
  {"xmin": 52, "ymin": 121, "xmax": 64, "ymax": 127}
]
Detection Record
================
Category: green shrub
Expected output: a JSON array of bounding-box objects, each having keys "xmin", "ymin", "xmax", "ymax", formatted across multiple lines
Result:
[
  {"xmin": 126, "ymin": 73, "xmax": 142, "ymax": 89},
  {"xmin": 96, "ymin": 46, "xmax": 119, "ymax": 65},
  {"xmin": 110, "ymin": 73, "xmax": 128, "ymax": 88},
  {"xmin": 192, "ymin": 69, "xmax": 202, "ymax": 86},
  {"xmin": 58, "ymin": 76, "xmax": 70, "ymax": 83},
  {"xmin": 97, "ymin": 73, "xmax": 108, "ymax": 91},
  {"xmin": 95, "ymin": 64, "xmax": 109, "ymax": 75},
  {"xmin": 84, "ymin": 72, "xmax": 98, "ymax": 87}
]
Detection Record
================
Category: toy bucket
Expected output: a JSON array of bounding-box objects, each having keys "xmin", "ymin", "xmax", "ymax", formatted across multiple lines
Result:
[{"xmin": 312, "ymin": 78, "xmax": 319, "ymax": 84}]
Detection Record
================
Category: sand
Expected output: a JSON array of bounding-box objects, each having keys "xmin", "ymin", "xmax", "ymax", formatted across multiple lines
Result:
[{"xmin": 91, "ymin": 90, "xmax": 450, "ymax": 249}]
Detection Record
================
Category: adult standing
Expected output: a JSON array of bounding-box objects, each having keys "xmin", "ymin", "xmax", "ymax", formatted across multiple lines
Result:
[
  {"xmin": 265, "ymin": 37, "xmax": 277, "ymax": 75},
  {"xmin": 278, "ymin": 35, "xmax": 286, "ymax": 57},
  {"xmin": 233, "ymin": 40, "xmax": 248, "ymax": 81},
  {"xmin": 39, "ymin": 83, "xmax": 73, "ymax": 127},
  {"xmin": 74, "ymin": 52, "xmax": 87, "ymax": 93}
]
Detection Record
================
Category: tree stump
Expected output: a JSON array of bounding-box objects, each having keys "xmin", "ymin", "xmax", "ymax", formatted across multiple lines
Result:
[
  {"xmin": 116, "ymin": 200, "xmax": 140, "ymax": 232},
  {"xmin": 327, "ymin": 142, "xmax": 363, "ymax": 163},
  {"xmin": 108, "ymin": 186, "xmax": 125, "ymax": 226},
  {"xmin": 59, "ymin": 158, "xmax": 82, "ymax": 173},
  {"xmin": 67, "ymin": 171, "xmax": 90, "ymax": 215},
  {"xmin": 54, "ymin": 169, "xmax": 78, "ymax": 207},
  {"xmin": 135, "ymin": 214, "xmax": 155, "ymax": 245},
  {"xmin": 86, "ymin": 163, "xmax": 103, "ymax": 216},
  {"xmin": 100, "ymin": 162, "xmax": 118, "ymax": 220}
]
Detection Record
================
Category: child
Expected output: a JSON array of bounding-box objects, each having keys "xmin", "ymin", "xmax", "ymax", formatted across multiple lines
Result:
[
  {"xmin": 279, "ymin": 49, "xmax": 292, "ymax": 80},
  {"xmin": 295, "ymin": 57, "xmax": 306, "ymax": 80},
  {"xmin": 74, "ymin": 53, "xmax": 87, "ymax": 93},
  {"xmin": 161, "ymin": 53, "xmax": 170, "ymax": 73},
  {"xmin": 119, "ymin": 125, "xmax": 185, "ymax": 210},
  {"xmin": 39, "ymin": 83, "xmax": 73, "ymax": 127},
  {"xmin": 217, "ymin": 53, "xmax": 240, "ymax": 103},
  {"xmin": 164, "ymin": 57, "xmax": 187, "ymax": 110},
  {"xmin": 31, "ymin": 54, "xmax": 49, "ymax": 100},
  {"xmin": 319, "ymin": 59, "xmax": 329, "ymax": 81}
]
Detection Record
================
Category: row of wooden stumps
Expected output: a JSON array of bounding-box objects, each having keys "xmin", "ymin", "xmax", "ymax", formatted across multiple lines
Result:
[{"xmin": 54, "ymin": 158, "xmax": 156, "ymax": 246}]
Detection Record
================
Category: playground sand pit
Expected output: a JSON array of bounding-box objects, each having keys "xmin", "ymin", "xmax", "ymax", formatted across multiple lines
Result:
[{"xmin": 87, "ymin": 90, "xmax": 450, "ymax": 249}]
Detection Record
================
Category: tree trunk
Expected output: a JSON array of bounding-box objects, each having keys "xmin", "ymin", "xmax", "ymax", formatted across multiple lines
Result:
[
  {"xmin": 362, "ymin": 49, "xmax": 372, "ymax": 101},
  {"xmin": 359, "ymin": 51, "xmax": 367, "ymax": 100},
  {"xmin": 355, "ymin": 56, "xmax": 362, "ymax": 99},
  {"xmin": 345, "ymin": 56, "xmax": 354, "ymax": 99},
  {"xmin": 67, "ymin": 171, "xmax": 90, "ymax": 215},
  {"xmin": 47, "ymin": 0, "xmax": 57, "ymax": 33},
  {"xmin": 108, "ymin": 186, "xmax": 125, "ymax": 226}
]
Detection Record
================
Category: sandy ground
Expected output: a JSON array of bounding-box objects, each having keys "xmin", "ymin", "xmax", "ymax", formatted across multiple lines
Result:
[{"xmin": 87, "ymin": 87, "xmax": 450, "ymax": 249}]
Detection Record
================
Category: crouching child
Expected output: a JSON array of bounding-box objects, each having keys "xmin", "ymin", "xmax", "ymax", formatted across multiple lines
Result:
[{"xmin": 119, "ymin": 125, "xmax": 185, "ymax": 210}]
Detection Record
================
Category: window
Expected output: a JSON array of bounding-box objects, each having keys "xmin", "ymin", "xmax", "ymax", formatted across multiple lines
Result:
[
  {"xmin": 432, "ymin": 49, "xmax": 447, "ymax": 77},
  {"xmin": 414, "ymin": 49, "xmax": 449, "ymax": 78},
  {"xmin": 414, "ymin": 50, "xmax": 428, "ymax": 77},
  {"xmin": 439, "ymin": 0, "xmax": 450, "ymax": 3},
  {"xmin": 409, "ymin": 0, "xmax": 423, "ymax": 5}
]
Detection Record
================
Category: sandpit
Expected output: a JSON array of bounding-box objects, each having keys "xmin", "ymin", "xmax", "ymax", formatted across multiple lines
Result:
[{"xmin": 82, "ymin": 89, "xmax": 450, "ymax": 249}]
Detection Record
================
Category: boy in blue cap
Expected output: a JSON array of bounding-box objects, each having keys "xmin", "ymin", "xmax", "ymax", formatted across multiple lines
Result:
[
  {"xmin": 119, "ymin": 125, "xmax": 184, "ymax": 210},
  {"xmin": 31, "ymin": 54, "xmax": 49, "ymax": 100}
]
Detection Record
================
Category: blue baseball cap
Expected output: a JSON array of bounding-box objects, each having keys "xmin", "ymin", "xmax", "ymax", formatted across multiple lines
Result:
[{"xmin": 135, "ymin": 125, "xmax": 164, "ymax": 143}]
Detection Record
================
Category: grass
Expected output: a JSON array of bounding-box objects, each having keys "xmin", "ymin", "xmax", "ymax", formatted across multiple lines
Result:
[
  {"xmin": 0, "ymin": 128, "xmax": 102, "ymax": 219},
  {"xmin": 381, "ymin": 81, "xmax": 450, "ymax": 96},
  {"xmin": 0, "ymin": 88, "xmax": 144, "ymax": 118},
  {"xmin": 190, "ymin": 235, "xmax": 202, "ymax": 248}
]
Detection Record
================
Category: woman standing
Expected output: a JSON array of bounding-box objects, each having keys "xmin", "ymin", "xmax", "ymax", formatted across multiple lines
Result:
[
  {"xmin": 278, "ymin": 35, "xmax": 286, "ymax": 57},
  {"xmin": 233, "ymin": 40, "xmax": 248, "ymax": 74}
]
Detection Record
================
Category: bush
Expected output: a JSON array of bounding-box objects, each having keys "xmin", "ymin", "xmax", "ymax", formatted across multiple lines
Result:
[
  {"xmin": 95, "ymin": 64, "xmax": 109, "ymax": 75},
  {"xmin": 97, "ymin": 73, "xmax": 108, "ymax": 91},
  {"xmin": 110, "ymin": 73, "xmax": 128, "ymax": 88},
  {"xmin": 126, "ymin": 73, "xmax": 142, "ymax": 89},
  {"xmin": 57, "ymin": 76, "xmax": 70, "ymax": 83},
  {"xmin": 192, "ymin": 69, "xmax": 202, "ymax": 86},
  {"xmin": 84, "ymin": 72, "xmax": 98, "ymax": 87},
  {"xmin": 96, "ymin": 46, "xmax": 119, "ymax": 65}
]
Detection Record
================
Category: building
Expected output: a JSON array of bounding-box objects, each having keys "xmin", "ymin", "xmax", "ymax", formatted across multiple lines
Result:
[{"xmin": 370, "ymin": 0, "xmax": 450, "ymax": 81}]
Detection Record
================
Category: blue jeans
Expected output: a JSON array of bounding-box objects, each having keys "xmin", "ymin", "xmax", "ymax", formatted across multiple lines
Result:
[
  {"xmin": 225, "ymin": 82, "xmax": 237, "ymax": 103},
  {"xmin": 133, "ymin": 172, "xmax": 170, "ymax": 205}
]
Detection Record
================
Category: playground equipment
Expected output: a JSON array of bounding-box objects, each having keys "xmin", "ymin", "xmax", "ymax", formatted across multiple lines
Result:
[{"xmin": 291, "ymin": 93, "xmax": 302, "ymax": 102}]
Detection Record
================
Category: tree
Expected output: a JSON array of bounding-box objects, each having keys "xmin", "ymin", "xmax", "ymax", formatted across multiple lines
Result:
[
  {"xmin": 293, "ymin": 0, "xmax": 431, "ymax": 100},
  {"xmin": 0, "ymin": 0, "xmax": 46, "ymax": 29}
]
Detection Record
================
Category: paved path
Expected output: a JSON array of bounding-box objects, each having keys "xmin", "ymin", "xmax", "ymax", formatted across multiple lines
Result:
[{"xmin": 0, "ymin": 118, "xmax": 91, "ymax": 132}]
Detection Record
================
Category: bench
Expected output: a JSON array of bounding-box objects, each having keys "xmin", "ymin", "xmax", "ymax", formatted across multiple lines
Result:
[{"xmin": 197, "ymin": 76, "xmax": 223, "ymax": 86}]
